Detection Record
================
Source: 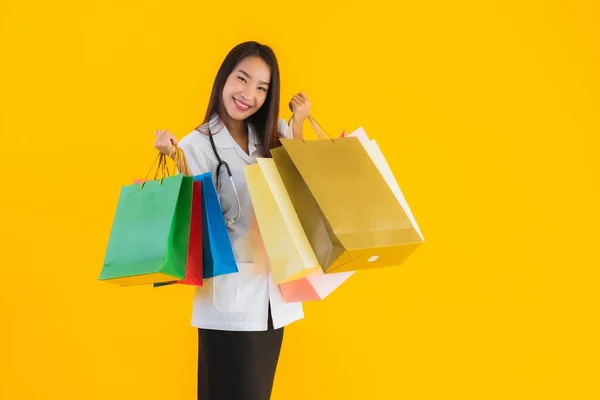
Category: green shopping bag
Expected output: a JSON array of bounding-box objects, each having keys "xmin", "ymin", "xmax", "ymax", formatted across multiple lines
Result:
[{"xmin": 99, "ymin": 150, "xmax": 193, "ymax": 286}]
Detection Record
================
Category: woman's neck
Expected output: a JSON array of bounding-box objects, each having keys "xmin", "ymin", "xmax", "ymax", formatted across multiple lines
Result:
[
  {"xmin": 224, "ymin": 118, "xmax": 245, "ymax": 138},
  {"xmin": 223, "ymin": 116, "xmax": 249, "ymax": 154}
]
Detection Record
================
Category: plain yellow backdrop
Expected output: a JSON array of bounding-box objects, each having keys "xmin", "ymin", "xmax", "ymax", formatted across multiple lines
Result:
[{"xmin": 1, "ymin": 0, "xmax": 599, "ymax": 399}]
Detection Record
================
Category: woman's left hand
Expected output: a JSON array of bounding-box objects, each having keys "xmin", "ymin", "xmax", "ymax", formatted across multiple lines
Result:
[{"xmin": 289, "ymin": 92, "xmax": 311, "ymax": 122}]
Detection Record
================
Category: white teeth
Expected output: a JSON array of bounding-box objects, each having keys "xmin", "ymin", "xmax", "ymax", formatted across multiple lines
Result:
[{"xmin": 234, "ymin": 98, "xmax": 250, "ymax": 110}]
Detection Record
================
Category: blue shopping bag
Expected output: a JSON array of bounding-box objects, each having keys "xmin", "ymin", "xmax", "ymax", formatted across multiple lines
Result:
[{"xmin": 197, "ymin": 173, "xmax": 238, "ymax": 278}]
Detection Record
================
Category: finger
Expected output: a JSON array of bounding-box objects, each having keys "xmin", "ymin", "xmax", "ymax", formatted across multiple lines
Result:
[
  {"xmin": 295, "ymin": 93, "xmax": 307, "ymax": 103},
  {"xmin": 290, "ymin": 98, "xmax": 301, "ymax": 111},
  {"xmin": 161, "ymin": 131, "xmax": 172, "ymax": 142}
]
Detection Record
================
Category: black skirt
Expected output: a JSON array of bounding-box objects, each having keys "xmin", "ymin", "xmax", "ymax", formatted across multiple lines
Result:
[{"xmin": 197, "ymin": 309, "xmax": 284, "ymax": 400}]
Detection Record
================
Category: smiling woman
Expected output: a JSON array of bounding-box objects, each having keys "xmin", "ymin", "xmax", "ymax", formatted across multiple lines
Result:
[
  {"xmin": 197, "ymin": 43, "xmax": 288, "ymax": 157},
  {"xmin": 153, "ymin": 41, "xmax": 312, "ymax": 400}
]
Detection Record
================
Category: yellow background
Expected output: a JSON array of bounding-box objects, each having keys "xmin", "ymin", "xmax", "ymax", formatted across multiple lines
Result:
[{"xmin": 1, "ymin": 0, "xmax": 598, "ymax": 399}]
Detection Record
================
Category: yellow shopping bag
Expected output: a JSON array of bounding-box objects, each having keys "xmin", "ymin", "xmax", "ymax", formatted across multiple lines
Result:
[
  {"xmin": 272, "ymin": 119, "xmax": 424, "ymax": 273},
  {"xmin": 244, "ymin": 159, "xmax": 321, "ymax": 284}
]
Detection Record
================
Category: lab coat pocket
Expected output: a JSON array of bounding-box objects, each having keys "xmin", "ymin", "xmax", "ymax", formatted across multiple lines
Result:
[{"xmin": 212, "ymin": 263, "xmax": 263, "ymax": 312}]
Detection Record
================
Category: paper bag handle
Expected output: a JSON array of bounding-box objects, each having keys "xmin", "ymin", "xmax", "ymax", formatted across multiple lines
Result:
[
  {"xmin": 288, "ymin": 103, "xmax": 335, "ymax": 142},
  {"xmin": 140, "ymin": 146, "xmax": 191, "ymax": 188},
  {"xmin": 307, "ymin": 115, "xmax": 335, "ymax": 141},
  {"xmin": 174, "ymin": 146, "xmax": 192, "ymax": 176}
]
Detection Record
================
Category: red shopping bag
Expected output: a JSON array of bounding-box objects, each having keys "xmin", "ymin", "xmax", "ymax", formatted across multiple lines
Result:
[
  {"xmin": 183, "ymin": 179, "xmax": 203, "ymax": 285},
  {"xmin": 133, "ymin": 179, "xmax": 203, "ymax": 286}
]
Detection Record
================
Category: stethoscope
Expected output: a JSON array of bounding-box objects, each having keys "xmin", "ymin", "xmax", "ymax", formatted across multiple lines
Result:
[{"xmin": 205, "ymin": 124, "xmax": 242, "ymax": 227}]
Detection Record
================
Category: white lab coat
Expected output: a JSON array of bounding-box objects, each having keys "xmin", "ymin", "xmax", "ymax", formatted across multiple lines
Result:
[{"xmin": 178, "ymin": 115, "xmax": 304, "ymax": 331}]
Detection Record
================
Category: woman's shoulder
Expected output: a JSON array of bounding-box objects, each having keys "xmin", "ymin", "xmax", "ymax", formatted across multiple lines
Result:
[
  {"xmin": 179, "ymin": 127, "xmax": 205, "ymax": 145},
  {"xmin": 179, "ymin": 128, "xmax": 211, "ymax": 156},
  {"xmin": 180, "ymin": 116, "xmax": 222, "ymax": 148}
]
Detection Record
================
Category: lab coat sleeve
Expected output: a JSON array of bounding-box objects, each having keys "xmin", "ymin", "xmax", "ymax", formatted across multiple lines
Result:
[
  {"xmin": 178, "ymin": 134, "xmax": 211, "ymax": 175},
  {"xmin": 277, "ymin": 117, "xmax": 294, "ymax": 139}
]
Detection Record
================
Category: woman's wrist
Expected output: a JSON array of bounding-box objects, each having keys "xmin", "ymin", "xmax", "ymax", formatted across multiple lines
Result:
[
  {"xmin": 169, "ymin": 146, "xmax": 178, "ymax": 160},
  {"xmin": 290, "ymin": 115, "xmax": 305, "ymax": 139}
]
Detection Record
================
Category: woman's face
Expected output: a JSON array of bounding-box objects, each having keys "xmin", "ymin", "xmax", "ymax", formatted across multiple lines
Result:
[{"xmin": 222, "ymin": 56, "xmax": 271, "ymax": 121}]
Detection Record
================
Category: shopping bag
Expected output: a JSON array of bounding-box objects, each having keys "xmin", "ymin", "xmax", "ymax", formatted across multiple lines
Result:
[
  {"xmin": 133, "ymin": 178, "xmax": 204, "ymax": 287},
  {"xmin": 99, "ymin": 152, "xmax": 193, "ymax": 286},
  {"xmin": 244, "ymin": 159, "xmax": 322, "ymax": 284},
  {"xmin": 183, "ymin": 179, "xmax": 203, "ymax": 285},
  {"xmin": 199, "ymin": 172, "xmax": 238, "ymax": 278},
  {"xmin": 270, "ymin": 146, "xmax": 340, "ymax": 271},
  {"xmin": 272, "ymin": 122, "xmax": 424, "ymax": 274},
  {"xmin": 245, "ymin": 158, "xmax": 353, "ymax": 300}
]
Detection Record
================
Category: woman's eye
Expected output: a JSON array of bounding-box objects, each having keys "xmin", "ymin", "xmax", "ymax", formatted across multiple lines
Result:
[
  {"xmin": 237, "ymin": 76, "xmax": 247, "ymax": 83},
  {"xmin": 258, "ymin": 87, "xmax": 267, "ymax": 92}
]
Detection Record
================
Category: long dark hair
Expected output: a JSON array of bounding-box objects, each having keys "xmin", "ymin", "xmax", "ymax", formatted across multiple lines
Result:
[{"xmin": 200, "ymin": 41, "xmax": 281, "ymax": 157}]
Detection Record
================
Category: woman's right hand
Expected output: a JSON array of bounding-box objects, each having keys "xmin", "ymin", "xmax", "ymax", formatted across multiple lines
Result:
[{"xmin": 154, "ymin": 130, "xmax": 178, "ymax": 157}]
